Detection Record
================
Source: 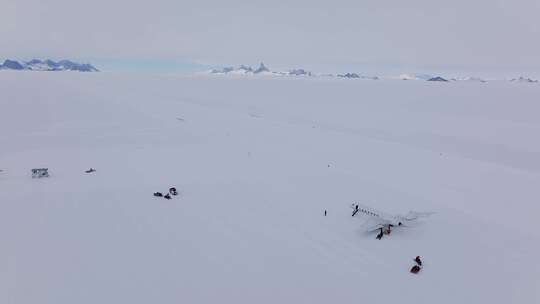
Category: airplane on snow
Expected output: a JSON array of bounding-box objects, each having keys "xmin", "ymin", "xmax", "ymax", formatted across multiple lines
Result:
[{"xmin": 351, "ymin": 203, "xmax": 433, "ymax": 235}]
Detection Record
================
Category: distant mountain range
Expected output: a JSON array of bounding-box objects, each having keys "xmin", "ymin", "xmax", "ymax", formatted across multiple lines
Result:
[
  {"xmin": 0, "ymin": 59, "xmax": 99, "ymax": 72},
  {"xmin": 337, "ymin": 73, "xmax": 379, "ymax": 80},
  {"xmin": 1, "ymin": 59, "xmax": 536, "ymax": 83},
  {"xmin": 211, "ymin": 63, "xmax": 316, "ymax": 77},
  {"xmin": 209, "ymin": 64, "xmax": 539, "ymax": 84},
  {"xmin": 510, "ymin": 76, "xmax": 538, "ymax": 83},
  {"xmin": 210, "ymin": 63, "xmax": 406, "ymax": 81}
]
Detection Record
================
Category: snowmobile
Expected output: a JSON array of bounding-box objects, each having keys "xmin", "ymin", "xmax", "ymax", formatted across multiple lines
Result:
[
  {"xmin": 410, "ymin": 265, "xmax": 422, "ymax": 274},
  {"xmin": 31, "ymin": 168, "xmax": 49, "ymax": 178}
]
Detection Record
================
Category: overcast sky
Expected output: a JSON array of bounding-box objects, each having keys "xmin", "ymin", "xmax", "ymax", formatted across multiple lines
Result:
[{"xmin": 2, "ymin": 0, "xmax": 540, "ymax": 72}]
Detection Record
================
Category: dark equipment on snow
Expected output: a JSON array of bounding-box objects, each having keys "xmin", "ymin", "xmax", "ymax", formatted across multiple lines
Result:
[
  {"xmin": 410, "ymin": 265, "xmax": 421, "ymax": 274},
  {"xmin": 415, "ymin": 256, "xmax": 422, "ymax": 266},
  {"xmin": 164, "ymin": 193, "xmax": 172, "ymax": 200},
  {"xmin": 169, "ymin": 187, "xmax": 178, "ymax": 195},
  {"xmin": 85, "ymin": 168, "xmax": 96, "ymax": 173},
  {"xmin": 154, "ymin": 192, "xmax": 163, "ymax": 197},
  {"xmin": 31, "ymin": 168, "xmax": 49, "ymax": 178}
]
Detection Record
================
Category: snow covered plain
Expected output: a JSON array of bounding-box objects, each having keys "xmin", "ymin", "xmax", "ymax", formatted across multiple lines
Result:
[{"xmin": 1, "ymin": 72, "xmax": 539, "ymax": 303}]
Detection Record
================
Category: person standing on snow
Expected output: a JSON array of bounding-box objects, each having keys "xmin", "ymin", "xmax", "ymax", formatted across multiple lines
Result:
[
  {"xmin": 376, "ymin": 228, "xmax": 384, "ymax": 240},
  {"xmin": 352, "ymin": 204, "xmax": 360, "ymax": 216}
]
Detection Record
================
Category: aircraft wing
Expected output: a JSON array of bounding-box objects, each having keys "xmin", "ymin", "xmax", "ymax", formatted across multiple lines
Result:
[
  {"xmin": 363, "ymin": 221, "xmax": 386, "ymax": 232},
  {"xmin": 398, "ymin": 211, "xmax": 436, "ymax": 222},
  {"xmin": 358, "ymin": 213, "xmax": 393, "ymax": 232}
]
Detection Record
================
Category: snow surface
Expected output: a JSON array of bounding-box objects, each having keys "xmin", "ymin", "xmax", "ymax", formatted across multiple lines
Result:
[{"xmin": 1, "ymin": 72, "xmax": 539, "ymax": 304}]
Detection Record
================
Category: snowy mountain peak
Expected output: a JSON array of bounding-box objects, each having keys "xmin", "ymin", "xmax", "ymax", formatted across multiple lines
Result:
[
  {"xmin": 427, "ymin": 76, "xmax": 449, "ymax": 82},
  {"xmin": 1, "ymin": 59, "xmax": 25, "ymax": 70},
  {"xmin": 27, "ymin": 59, "xmax": 43, "ymax": 65},
  {"xmin": 44, "ymin": 59, "xmax": 59, "ymax": 68},
  {"xmin": 238, "ymin": 65, "xmax": 253, "ymax": 72},
  {"xmin": 254, "ymin": 62, "xmax": 270, "ymax": 74}
]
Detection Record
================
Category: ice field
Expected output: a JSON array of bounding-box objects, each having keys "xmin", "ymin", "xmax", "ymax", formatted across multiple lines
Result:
[{"xmin": 1, "ymin": 72, "xmax": 539, "ymax": 303}]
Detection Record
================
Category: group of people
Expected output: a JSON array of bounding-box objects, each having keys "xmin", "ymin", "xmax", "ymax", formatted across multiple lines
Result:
[
  {"xmin": 410, "ymin": 256, "xmax": 423, "ymax": 274},
  {"xmin": 154, "ymin": 187, "xmax": 178, "ymax": 200}
]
